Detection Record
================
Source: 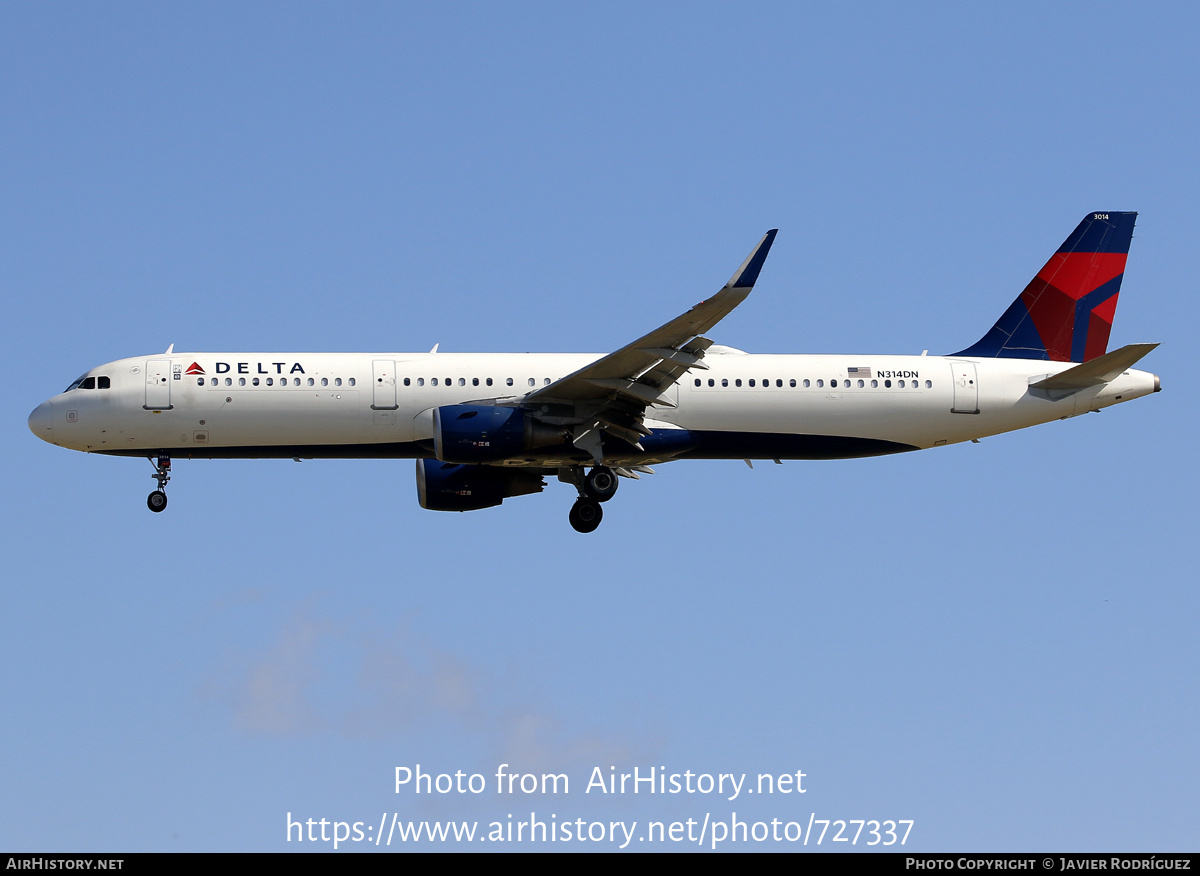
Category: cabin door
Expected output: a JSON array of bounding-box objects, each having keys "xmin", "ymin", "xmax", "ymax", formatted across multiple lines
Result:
[{"xmin": 144, "ymin": 359, "xmax": 173, "ymax": 410}]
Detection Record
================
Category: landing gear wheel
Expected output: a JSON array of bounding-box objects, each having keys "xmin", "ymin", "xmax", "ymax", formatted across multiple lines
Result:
[
  {"xmin": 585, "ymin": 466, "xmax": 619, "ymax": 502},
  {"xmin": 569, "ymin": 498, "xmax": 603, "ymax": 533},
  {"xmin": 147, "ymin": 490, "xmax": 168, "ymax": 513}
]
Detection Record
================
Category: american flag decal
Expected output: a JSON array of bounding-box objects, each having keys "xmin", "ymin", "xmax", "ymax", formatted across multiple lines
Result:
[{"xmin": 847, "ymin": 366, "xmax": 873, "ymax": 378}]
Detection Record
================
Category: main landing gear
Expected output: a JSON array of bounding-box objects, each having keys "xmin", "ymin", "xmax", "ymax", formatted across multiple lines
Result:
[
  {"xmin": 147, "ymin": 453, "xmax": 171, "ymax": 513},
  {"xmin": 567, "ymin": 465, "xmax": 619, "ymax": 533}
]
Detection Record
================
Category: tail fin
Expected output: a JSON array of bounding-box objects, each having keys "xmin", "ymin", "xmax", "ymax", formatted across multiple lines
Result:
[{"xmin": 953, "ymin": 212, "xmax": 1137, "ymax": 362}]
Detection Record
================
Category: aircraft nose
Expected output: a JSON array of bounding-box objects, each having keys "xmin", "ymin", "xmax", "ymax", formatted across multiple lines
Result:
[{"xmin": 28, "ymin": 400, "xmax": 54, "ymax": 442}]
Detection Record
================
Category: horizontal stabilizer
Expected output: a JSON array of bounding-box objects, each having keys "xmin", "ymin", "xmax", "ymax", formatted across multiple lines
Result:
[{"xmin": 1030, "ymin": 343, "xmax": 1158, "ymax": 391}]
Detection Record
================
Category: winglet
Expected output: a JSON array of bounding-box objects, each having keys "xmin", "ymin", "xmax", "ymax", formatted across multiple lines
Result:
[{"xmin": 726, "ymin": 229, "xmax": 778, "ymax": 289}]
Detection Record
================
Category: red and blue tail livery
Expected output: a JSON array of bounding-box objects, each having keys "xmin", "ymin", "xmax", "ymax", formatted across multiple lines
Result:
[{"xmin": 954, "ymin": 212, "xmax": 1137, "ymax": 362}]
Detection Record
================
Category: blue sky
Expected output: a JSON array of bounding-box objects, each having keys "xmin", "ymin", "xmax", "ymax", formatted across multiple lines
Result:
[{"xmin": 2, "ymin": 2, "xmax": 1195, "ymax": 851}]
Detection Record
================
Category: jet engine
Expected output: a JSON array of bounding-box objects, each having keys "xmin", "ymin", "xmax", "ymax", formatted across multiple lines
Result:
[
  {"xmin": 415, "ymin": 459, "xmax": 545, "ymax": 512},
  {"xmin": 432, "ymin": 404, "xmax": 563, "ymax": 463}
]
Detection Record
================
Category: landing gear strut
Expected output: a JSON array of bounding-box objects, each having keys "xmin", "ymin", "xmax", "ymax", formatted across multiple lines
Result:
[{"xmin": 147, "ymin": 454, "xmax": 171, "ymax": 513}]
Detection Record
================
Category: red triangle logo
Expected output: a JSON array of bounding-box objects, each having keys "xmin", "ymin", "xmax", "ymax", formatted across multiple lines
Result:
[{"xmin": 185, "ymin": 362, "xmax": 205, "ymax": 375}]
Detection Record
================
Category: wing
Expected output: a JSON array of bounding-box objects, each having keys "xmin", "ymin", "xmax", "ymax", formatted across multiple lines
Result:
[{"xmin": 517, "ymin": 230, "xmax": 778, "ymax": 462}]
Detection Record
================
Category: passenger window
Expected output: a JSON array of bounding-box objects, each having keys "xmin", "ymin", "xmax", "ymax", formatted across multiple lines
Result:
[
  {"xmin": 925, "ymin": 380, "xmax": 932, "ymax": 388},
  {"xmin": 445, "ymin": 378, "xmax": 451, "ymax": 386},
  {"xmin": 210, "ymin": 378, "xmax": 218, "ymax": 386},
  {"xmin": 417, "ymin": 378, "xmax": 425, "ymax": 386},
  {"xmin": 708, "ymin": 378, "xmax": 715, "ymax": 387},
  {"xmin": 721, "ymin": 379, "xmax": 728, "ymax": 387},
  {"xmin": 226, "ymin": 378, "xmax": 233, "ymax": 386},
  {"xmin": 335, "ymin": 378, "xmax": 342, "ymax": 387},
  {"xmin": 817, "ymin": 379, "xmax": 824, "ymax": 388},
  {"xmin": 324, "ymin": 378, "xmax": 330, "ymax": 386},
  {"xmin": 694, "ymin": 379, "xmax": 701, "ymax": 387},
  {"xmin": 544, "ymin": 378, "xmax": 551, "ymax": 385},
  {"xmin": 776, "ymin": 379, "xmax": 783, "ymax": 387},
  {"xmin": 253, "ymin": 378, "xmax": 260, "ymax": 386},
  {"xmin": 266, "ymin": 378, "xmax": 274, "ymax": 386},
  {"xmin": 459, "ymin": 378, "xmax": 466, "ymax": 386},
  {"xmin": 528, "ymin": 378, "xmax": 535, "ymax": 386},
  {"xmin": 432, "ymin": 378, "xmax": 438, "ymax": 386},
  {"xmin": 239, "ymin": 378, "xmax": 246, "ymax": 386},
  {"xmin": 196, "ymin": 378, "xmax": 204, "ymax": 386},
  {"xmin": 506, "ymin": 378, "xmax": 513, "ymax": 386},
  {"xmin": 472, "ymin": 378, "xmax": 479, "ymax": 386},
  {"xmin": 871, "ymin": 379, "xmax": 878, "ymax": 388},
  {"xmin": 348, "ymin": 378, "xmax": 356, "ymax": 386},
  {"xmin": 307, "ymin": 378, "xmax": 314, "ymax": 386},
  {"xmin": 830, "ymin": 379, "xmax": 838, "ymax": 388},
  {"xmin": 857, "ymin": 379, "xmax": 864, "ymax": 388},
  {"xmin": 884, "ymin": 380, "xmax": 891, "ymax": 388},
  {"xmin": 749, "ymin": 379, "xmax": 755, "ymax": 387},
  {"xmin": 486, "ymin": 378, "xmax": 493, "ymax": 386},
  {"xmin": 802, "ymin": 379, "xmax": 809, "ymax": 387},
  {"xmin": 898, "ymin": 379, "xmax": 905, "ymax": 388}
]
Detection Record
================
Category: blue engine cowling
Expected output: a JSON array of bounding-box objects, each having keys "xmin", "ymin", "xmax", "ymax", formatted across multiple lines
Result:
[
  {"xmin": 433, "ymin": 404, "xmax": 563, "ymax": 463},
  {"xmin": 416, "ymin": 459, "xmax": 546, "ymax": 512}
]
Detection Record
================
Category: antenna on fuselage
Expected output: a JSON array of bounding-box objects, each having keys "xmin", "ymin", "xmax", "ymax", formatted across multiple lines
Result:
[
  {"xmin": 429, "ymin": 343, "xmax": 439, "ymax": 353},
  {"xmin": 165, "ymin": 343, "xmax": 174, "ymax": 354}
]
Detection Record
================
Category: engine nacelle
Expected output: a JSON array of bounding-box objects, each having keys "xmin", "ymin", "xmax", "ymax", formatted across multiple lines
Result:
[
  {"xmin": 432, "ymin": 404, "xmax": 563, "ymax": 463},
  {"xmin": 416, "ymin": 459, "xmax": 545, "ymax": 512}
]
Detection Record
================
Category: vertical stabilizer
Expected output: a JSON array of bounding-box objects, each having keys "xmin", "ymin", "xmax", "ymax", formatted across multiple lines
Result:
[{"xmin": 953, "ymin": 212, "xmax": 1137, "ymax": 362}]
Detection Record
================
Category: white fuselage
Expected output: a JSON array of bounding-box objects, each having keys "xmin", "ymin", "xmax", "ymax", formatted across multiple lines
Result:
[{"xmin": 28, "ymin": 350, "xmax": 1160, "ymax": 462}]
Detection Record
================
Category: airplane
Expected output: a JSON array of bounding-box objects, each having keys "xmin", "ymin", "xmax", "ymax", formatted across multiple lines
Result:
[{"xmin": 28, "ymin": 212, "xmax": 1160, "ymax": 533}]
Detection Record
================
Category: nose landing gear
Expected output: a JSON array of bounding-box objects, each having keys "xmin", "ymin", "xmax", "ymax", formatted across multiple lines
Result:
[{"xmin": 147, "ymin": 454, "xmax": 171, "ymax": 513}]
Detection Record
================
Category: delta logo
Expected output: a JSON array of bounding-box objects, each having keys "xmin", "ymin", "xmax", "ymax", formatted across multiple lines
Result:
[{"xmin": 185, "ymin": 362, "xmax": 205, "ymax": 375}]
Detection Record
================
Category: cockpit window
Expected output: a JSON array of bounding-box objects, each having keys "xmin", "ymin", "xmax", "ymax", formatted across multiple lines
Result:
[{"xmin": 64, "ymin": 374, "xmax": 111, "ymax": 392}]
